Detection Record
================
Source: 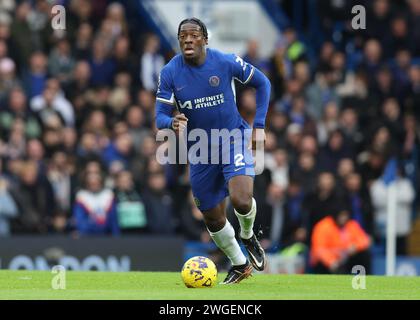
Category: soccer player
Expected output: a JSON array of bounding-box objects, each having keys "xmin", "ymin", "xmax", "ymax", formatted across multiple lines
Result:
[{"xmin": 155, "ymin": 18, "xmax": 271, "ymax": 284}]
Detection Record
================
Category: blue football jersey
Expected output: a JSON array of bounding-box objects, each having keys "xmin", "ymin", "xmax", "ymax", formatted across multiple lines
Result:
[{"xmin": 156, "ymin": 48, "xmax": 257, "ymax": 133}]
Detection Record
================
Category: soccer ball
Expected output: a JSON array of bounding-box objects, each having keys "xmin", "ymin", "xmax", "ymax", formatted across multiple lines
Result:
[{"xmin": 181, "ymin": 256, "xmax": 217, "ymax": 288}]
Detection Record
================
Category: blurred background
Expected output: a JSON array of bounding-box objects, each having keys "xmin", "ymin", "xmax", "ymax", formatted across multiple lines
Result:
[{"xmin": 0, "ymin": 0, "xmax": 420, "ymax": 275}]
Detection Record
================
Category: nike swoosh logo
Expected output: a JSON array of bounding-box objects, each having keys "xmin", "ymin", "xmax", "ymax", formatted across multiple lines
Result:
[
  {"xmin": 248, "ymin": 250, "xmax": 264, "ymax": 269},
  {"xmin": 176, "ymin": 85, "xmax": 187, "ymax": 91},
  {"xmin": 234, "ymin": 167, "xmax": 244, "ymax": 172}
]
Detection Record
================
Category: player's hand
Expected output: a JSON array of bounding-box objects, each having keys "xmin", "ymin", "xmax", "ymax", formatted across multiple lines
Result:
[
  {"xmin": 172, "ymin": 113, "xmax": 188, "ymax": 132},
  {"xmin": 249, "ymin": 128, "xmax": 266, "ymax": 151}
]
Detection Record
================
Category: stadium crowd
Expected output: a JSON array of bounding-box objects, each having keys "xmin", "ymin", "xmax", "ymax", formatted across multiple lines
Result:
[{"xmin": 0, "ymin": 0, "xmax": 419, "ymax": 272}]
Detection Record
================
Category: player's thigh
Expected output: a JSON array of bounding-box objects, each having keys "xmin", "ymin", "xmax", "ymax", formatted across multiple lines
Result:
[
  {"xmin": 228, "ymin": 175, "xmax": 254, "ymax": 198},
  {"xmin": 222, "ymin": 131, "xmax": 255, "ymax": 180},
  {"xmin": 228, "ymin": 175, "xmax": 254, "ymax": 212},
  {"xmin": 223, "ymin": 138, "xmax": 254, "ymax": 209},
  {"xmin": 190, "ymin": 164, "xmax": 229, "ymax": 212}
]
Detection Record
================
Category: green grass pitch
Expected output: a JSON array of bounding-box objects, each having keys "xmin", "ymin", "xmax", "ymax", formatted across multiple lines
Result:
[{"xmin": 0, "ymin": 271, "xmax": 419, "ymax": 300}]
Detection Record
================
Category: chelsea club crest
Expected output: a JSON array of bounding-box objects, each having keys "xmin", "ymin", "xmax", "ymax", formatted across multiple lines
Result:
[{"xmin": 209, "ymin": 76, "xmax": 220, "ymax": 87}]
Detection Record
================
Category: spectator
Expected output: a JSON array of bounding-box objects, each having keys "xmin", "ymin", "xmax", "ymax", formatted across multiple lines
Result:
[
  {"xmin": 298, "ymin": 134, "xmax": 318, "ymax": 156},
  {"xmin": 269, "ymin": 37, "xmax": 292, "ymax": 100},
  {"xmin": 265, "ymin": 148, "xmax": 289, "ymax": 246},
  {"xmin": 371, "ymin": 66, "xmax": 397, "ymax": 108},
  {"xmin": 2, "ymin": 118, "xmax": 26, "ymax": 160},
  {"xmin": 67, "ymin": 0, "xmax": 94, "ymax": 38},
  {"xmin": 0, "ymin": 86, "xmax": 41, "ymax": 139},
  {"xmin": 26, "ymin": 138, "xmax": 46, "ymax": 174},
  {"xmin": 89, "ymin": 38, "xmax": 116, "ymax": 87},
  {"xmin": 126, "ymin": 105, "xmax": 152, "ymax": 154},
  {"xmin": 48, "ymin": 38, "xmax": 75, "ymax": 85},
  {"xmin": 73, "ymin": 170, "xmax": 119, "ymax": 236},
  {"xmin": 290, "ymin": 152, "xmax": 318, "ymax": 195},
  {"xmin": 303, "ymin": 171, "xmax": 343, "ymax": 239},
  {"xmin": 409, "ymin": 0, "xmax": 420, "ymax": 56},
  {"xmin": 102, "ymin": 132, "xmax": 133, "ymax": 171},
  {"xmin": 142, "ymin": 168, "xmax": 175, "ymax": 235},
  {"xmin": 284, "ymin": 124, "xmax": 303, "ymax": 166},
  {"xmin": 306, "ymin": 65, "xmax": 341, "ymax": 121},
  {"xmin": 317, "ymin": 42, "xmax": 335, "ymax": 73},
  {"xmin": 114, "ymin": 170, "xmax": 147, "ymax": 233},
  {"xmin": 10, "ymin": 1, "xmax": 33, "ymax": 68},
  {"xmin": 63, "ymin": 60, "xmax": 91, "ymax": 127},
  {"xmin": 22, "ymin": 51, "xmax": 48, "ymax": 99},
  {"xmin": 310, "ymin": 206, "xmax": 371, "ymax": 274},
  {"xmin": 380, "ymin": 98, "xmax": 405, "ymax": 147},
  {"xmin": 358, "ymin": 39, "xmax": 383, "ymax": 88},
  {"xmin": 0, "ymin": 175, "xmax": 18, "ymax": 237},
  {"xmin": 103, "ymin": 2, "xmax": 128, "ymax": 40},
  {"xmin": 359, "ymin": 150, "xmax": 386, "ymax": 189},
  {"xmin": 243, "ymin": 39, "xmax": 269, "ymax": 74},
  {"xmin": 392, "ymin": 49, "xmax": 412, "ymax": 102},
  {"xmin": 0, "ymin": 57, "xmax": 20, "ymax": 100},
  {"xmin": 31, "ymin": 78, "xmax": 75, "ymax": 127},
  {"xmin": 383, "ymin": 15, "xmax": 411, "ymax": 59},
  {"xmin": 344, "ymin": 172, "xmax": 374, "ymax": 236},
  {"xmin": 281, "ymin": 179, "xmax": 307, "ymax": 248},
  {"xmin": 365, "ymin": 0, "xmax": 391, "ymax": 43},
  {"xmin": 11, "ymin": 160, "xmax": 55, "ymax": 234},
  {"xmin": 288, "ymin": 95, "xmax": 317, "ymax": 135},
  {"xmin": 108, "ymin": 71, "xmax": 132, "ymax": 118},
  {"xmin": 47, "ymin": 151, "xmax": 76, "ymax": 218},
  {"xmin": 73, "ymin": 22, "xmax": 93, "ymax": 60},
  {"xmin": 283, "ymin": 27, "xmax": 307, "ymax": 63},
  {"xmin": 140, "ymin": 34, "xmax": 164, "ymax": 92},
  {"xmin": 267, "ymin": 111, "xmax": 289, "ymax": 147},
  {"xmin": 317, "ymin": 101, "xmax": 339, "ymax": 146},
  {"xmin": 339, "ymin": 107, "xmax": 364, "ymax": 154},
  {"xmin": 337, "ymin": 158, "xmax": 355, "ymax": 185},
  {"xmin": 113, "ymin": 35, "xmax": 138, "ymax": 79},
  {"xmin": 266, "ymin": 148, "xmax": 289, "ymax": 190},
  {"xmin": 318, "ymin": 129, "xmax": 353, "ymax": 173},
  {"xmin": 370, "ymin": 165, "xmax": 415, "ymax": 254},
  {"xmin": 405, "ymin": 65, "xmax": 420, "ymax": 121}
]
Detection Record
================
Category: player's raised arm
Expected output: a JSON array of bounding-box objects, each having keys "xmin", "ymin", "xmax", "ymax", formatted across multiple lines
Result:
[
  {"xmin": 229, "ymin": 54, "xmax": 271, "ymax": 129},
  {"xmin": 155, "ymin": 68, "xmax": 176, "ymax": 129}
]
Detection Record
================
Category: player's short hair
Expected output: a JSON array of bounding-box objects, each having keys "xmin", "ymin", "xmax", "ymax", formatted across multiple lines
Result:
[{"xmin": 177, "ymin": 17, "xmax": 208, "ymax": 40}]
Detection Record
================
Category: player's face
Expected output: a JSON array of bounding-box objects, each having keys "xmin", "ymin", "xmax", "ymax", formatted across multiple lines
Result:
[{"xmin": 178, "ymin": 23, "xmax": 207, "ymax": 62}]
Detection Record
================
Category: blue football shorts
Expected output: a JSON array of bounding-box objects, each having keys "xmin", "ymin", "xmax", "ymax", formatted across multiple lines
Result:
[{"xmin": 189, "ymin": 131, "xmax": 255, "ymax": 211}]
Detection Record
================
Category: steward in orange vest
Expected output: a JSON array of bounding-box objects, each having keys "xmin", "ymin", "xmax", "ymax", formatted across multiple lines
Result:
[{"xmin": 310, "ymin": 207, "xmax": 371, "ymax": 274}]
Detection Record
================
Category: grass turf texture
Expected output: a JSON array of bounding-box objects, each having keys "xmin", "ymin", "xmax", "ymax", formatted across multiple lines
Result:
[{"xmin": 0, "ymin": 271, "xmax": 419, "ymax": 300}]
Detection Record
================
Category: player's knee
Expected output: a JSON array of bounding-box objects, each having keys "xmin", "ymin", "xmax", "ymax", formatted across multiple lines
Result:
[
  {"xmin": 203, "ymin": 215, "xmax": 226, "ymax": 232},
  {"xmin": 230, "ymin": 194, "xmax": 252, "ymax": 215}
]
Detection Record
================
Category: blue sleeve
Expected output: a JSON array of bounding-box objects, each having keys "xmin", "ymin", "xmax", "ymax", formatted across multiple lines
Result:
[
  {"xmin": 229, "ymin": 54, "xmax": 271, "ymax": 128},
  {"xmin": 248, "ymin": 68, "xmax": 271, "ymax": 128},
  {"xmin": 155, "ymin": 66, "xmax": 176, "ymax": 129}
]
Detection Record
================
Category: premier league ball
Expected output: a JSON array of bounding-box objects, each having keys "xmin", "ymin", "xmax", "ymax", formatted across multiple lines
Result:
[{"xmin": 181, "ymin": 256, "xmax": 218, "ymax": 288}]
